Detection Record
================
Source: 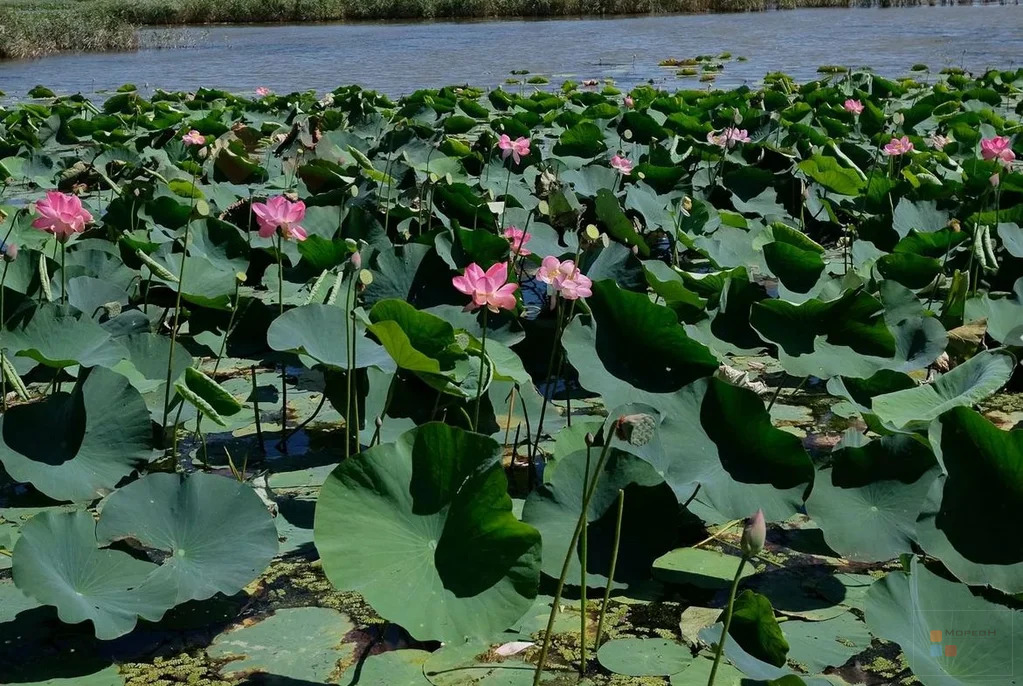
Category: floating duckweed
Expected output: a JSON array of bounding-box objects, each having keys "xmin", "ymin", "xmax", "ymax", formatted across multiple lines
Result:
[{"xmin": 121, "ymin": 652, "xmax": 229, "ymax": 686}]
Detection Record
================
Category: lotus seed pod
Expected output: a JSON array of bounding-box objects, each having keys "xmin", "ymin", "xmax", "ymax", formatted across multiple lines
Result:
[
  {"xmin": 741, "ymin": 509, "xmax": 766, "ymax": 558},
  {"xmin": 614, "ymin": 413, "xmax": 656, "ymax": 446}
]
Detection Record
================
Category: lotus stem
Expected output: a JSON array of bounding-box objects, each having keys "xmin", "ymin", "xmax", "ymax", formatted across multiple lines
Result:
[
  {"xmin": 533, "ymin": 428, "xmax": 617, "ymax": 686},
  {"xmin": 277, "ymin": 234, "xmax": 288, "ymax": 454},
  {"xmin": 351, "ymin": 308, "xmax": 360, "ymax": 451},
  {"xmin": 59, "ymin": 240, "xmax": 66, "ymax": 305},
  {"xmin": 1, "ymin": 260, "xmax": 9, "ymax": 411},
  {"xmin": 530, "ymin": 302, "xmax": 565, "ymax": 463},
  {"xmin": 499, "ymin": 167, "xmax": 513, "ymax": 231},
  {"xmin": 707, "ymin": 556, "xmax": 748, "ymax": 686},
  {"xmin": 161, "ymin": 219, "xmax": 192, "ymax": 445},
  {"xmin": 594, "ymin": 488, "xmax": 625, "ymax": 648},
  {"xmin": 473, "ymin": 308, "xmax": 489, "ymax": 431},
  {"xmin": 194, "ymin": 278, "xmax": 242, "ymax": 462},
  {"xmin": 345, "ymin": 275, "xmax": 356, "ymax": 458},
  {"xmin": 502, "ymin": 385, "xmax": 518, "ymax": 455},
  {"xmin": 579, "ymin": 441, "xmax": 592, "ymax": 674},
  {"xmin": 252, "ymin": 365, "xmax": 266, "ymax": 456}
]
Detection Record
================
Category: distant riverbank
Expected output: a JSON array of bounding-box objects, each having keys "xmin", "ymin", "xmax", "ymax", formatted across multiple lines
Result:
[{"xmin": 0, "ymin": 0, "xmax": 1016, "ymax": 60}]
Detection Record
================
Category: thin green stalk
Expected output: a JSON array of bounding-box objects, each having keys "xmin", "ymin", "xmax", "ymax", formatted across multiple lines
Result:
[
  {"xmin": 1, "ymin": 260, "xmax": 9, "ymax": 411},
  {"xmin": 351, "ymin": 308, "xmax": 360, "ymax": 451},
  {"xmin": 533, "ymin": 432, "xmax": 617, "ymax": 686},
  {"xmin": 345, "ymin": 275, "xmax": 356, "ymax": 458},
  {"xmin": 707, "ymin": 557, "xmax": 748, "ymax": 686},
  {"xmin": 277, "ymin": 233, "xmax": 288, "ymax": 454},
  {"xmin": 252, "ymin": 365, "xmax": 266, "ymax": 455},
  {"xmin": 593, "ymin": 489, "xmax": 625, "ymax": 648},
  {"xmin": 195, "ymin": 279, "xmax": 242, "ymax": 456},
  {"xmin": 60, "ymin": 241, "xmax": 66, "ymax": 305},
  {"xmin": 499, "ymin": 166, "xmax": 513, "ymax": 230},
  {"xmin": 530, "ymin": 303, "xmax": 565, "ymax": 462},
  {"xmin": 580, "ymin": 442, "xmax": 592, "ymax": 674},
  {"xmin": 473, "ymin": 308, "xmax": 489, "ymax": 431},
  {"xmin": 161, "ymin": 220, "xmax": 193, "ymax": 441}
]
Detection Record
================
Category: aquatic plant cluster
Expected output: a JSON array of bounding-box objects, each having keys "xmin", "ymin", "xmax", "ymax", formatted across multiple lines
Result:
[{"xmin": 0, "ymin": 67, "xmax": 1022, "ymax": 684}]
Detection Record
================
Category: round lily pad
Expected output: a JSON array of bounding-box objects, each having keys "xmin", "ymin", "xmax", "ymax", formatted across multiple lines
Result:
[
  {"xmin": 12, "ymin": 510, "xmax": 176, "ymax": 639},
  {"xmin": 596, "ymin": 638, "xmax": 692, "ymax": 677},
  {"xmin": 0, "ymin": 366, "xmax": 152, "ymax": 502},
  {"xmin": 96, "ymin": 472, "xmax": 279, "ymax": 605}
]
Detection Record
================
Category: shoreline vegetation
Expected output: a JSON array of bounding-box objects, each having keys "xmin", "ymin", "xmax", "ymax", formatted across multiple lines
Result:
[{"xmin": 0, "ymin": 0, "xmax": 1017, "ymax": 61}]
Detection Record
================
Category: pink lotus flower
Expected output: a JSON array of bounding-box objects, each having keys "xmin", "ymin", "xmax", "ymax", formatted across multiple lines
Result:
[
  {"xmin": 182, "ymin": 129, "xmax": 205, "ymax": 146},
  {"xmin": 251, "ymin": 196, "xmax": 308, "ymax": 242},
  {"xmin": 256, "ymin": 87, "xmax": 272, "ymax": 97},
  {"xmin": 624, "ymin": 96, "xmax": 634, "ymax": 108},
  {"xmin": 498, "ymin": 135, "xmax": 531, "ymax": 165},
  {"xmin": 537, "ymin": 256, "xmax": 592, "ymax": 301},
  {"xmin": 503, "ymin": 226, "xmax": 532, "ymax": 256},
  {"xmin": 928, "ymin": 133, "xmax": 951, "ymax": 150},
  {"xmin": 843, "ymin": 99, "xmax": 864, "ymax": 115},
  {"xmin": 582, "ymin": 79, "xmax": 599, "ymax": 88},
  {"xmin": 32, "ymin": 191, "xmax": 92, "ymax": 242},
  {"xmin": 452, "ymin": 262, "xmax": 518, "ymax": 313},
  {"xmin": 883, "ymin": 136, "xmax": 914, "ymax": 156},
  {"xmin": 980, "ymin": 136, "xmax": 1015, "ymax": 164},
  {"xmin": 610, "ymin": 155, "xmax": 634, "ymax": 175},
  {"xmin": 707, "ymin": 127, "xmax": 750, "ymax": 149}
]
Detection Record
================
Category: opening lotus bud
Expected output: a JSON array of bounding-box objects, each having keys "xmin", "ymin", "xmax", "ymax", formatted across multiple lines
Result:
[{"xmin": 740, "ymin": 509, "xmax": 766, "ymax": 558}]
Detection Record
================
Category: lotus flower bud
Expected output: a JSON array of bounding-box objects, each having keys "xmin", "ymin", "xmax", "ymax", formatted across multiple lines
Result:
[
  {"xmin": 990, "ymin": 172, "xmax": 1000, "ymax": 188},
  {"xmin": 614, "ymin": 413, "xmax": 656, "ymax": 446},
  {"xmin": 892, "ymin": 112, "xmax": 904, "ymax": 126},
  {"xmin": 350, "ymin": 251, "xmax": 362, "ymax": 270},
  {"xmin": 1, "ymin": 242, "xmax": 18, "ymax": 262},
  {"xmin": 682, "ymin": 196, "xmax": 693, "ymax": 213},
  {"xmin": 585, "ymin": 432, "xmax": 595, "ymax": 447},
  {"xmin": 375, "ymin": 416, "xmax": 383, "ymax": 428},
  {"xmin": 740, "ymin": 509, "xmax": 766, "ymax": 558}
]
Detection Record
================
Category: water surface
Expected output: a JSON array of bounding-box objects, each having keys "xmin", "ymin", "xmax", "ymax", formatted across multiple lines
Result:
[{"xmin": 0, "ymin": 6, "xmax": 1021, "ymax": 97}]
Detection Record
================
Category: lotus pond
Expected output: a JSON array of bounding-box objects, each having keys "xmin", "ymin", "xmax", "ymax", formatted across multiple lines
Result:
[{"xmin": 1, "ymin": 67, "xmax": 1022, "ymax": 686}]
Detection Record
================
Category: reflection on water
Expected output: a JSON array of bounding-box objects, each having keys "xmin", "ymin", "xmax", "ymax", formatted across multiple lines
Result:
[{"xmin": 0, "ymin": 7, "xmax": 1021, "ymax": 98}]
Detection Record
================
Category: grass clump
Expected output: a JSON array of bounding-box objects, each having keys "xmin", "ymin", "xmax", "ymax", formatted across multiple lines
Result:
[{"xmin": 0, "ymin": 4, "xmax": 137, "ymax": 59}]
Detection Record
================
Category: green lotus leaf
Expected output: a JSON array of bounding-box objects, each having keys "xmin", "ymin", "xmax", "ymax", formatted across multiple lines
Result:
[
  {"xmin": 924, "ymin": 407, "xmax": 1023, "ymax": 566},
  {"xmin": 12, "ymin": 510, "xmax": 176, "ymax": 639},
  {"xmin": 722, "ymin": 590, "xmax": 789, "ymax": 667},
  {"xmin": 750, "ymin": 288, "xmax": 944, "ymax": 379},
  {"xmin": 782, "ymin": 611, "xmax": 872, "ymax": 675},
  {"xmin": 643, "ymin": 261, "xmax": 708, "ymax": 324},
  {"xmin": 96, "ymin": 472, "xmax": 278, "ymax": 604},
  {"xmin": 0, "ymin": 366, "xmax": 152, "ymax": 502},
  {"xmin": 368, "ymin": 299, "xmax": 465, "ymax": 374},
  {"xmin": 1, "ymin": 303, "xmax": 128, "ymax": 369},
  {"xmin": 892, "ymin": 198, "xmax": 949, "ymax": 238},
  {"xmin": 760, "ymin": 222, "xmax": 825, "ymax": 294},
  {"xmin": 597, "ymin": 638, "xmax": 692, "ymax": 677},
  {"xmin": 611, "ymin": 384, "xmax": 813, "ymax": 520},
  {"xmin": 595, "ymin": 189, "xmax": 650, "ymax": 257},
  {"xmin": 562, "ymin": 280, "xmax": 718, "ymax": 404},
  {"xmin": 110, "ymin": 332, "xmax": 193, "ymax": 417},
  {"xmin": 865, "ymin": 558, "xmax": 1022, "ymax": 684},
  {"xmin": 554, "ymin": 121, "xmax": 606, "ymax": 158},
  {"xmin": 875, "ymin": 253, "xmax": 942, "ymax": 289},
  {"xmin": 805, "ymin": 433, "xmax": 940, "ymax": 561},
  {"xmin": 870, "ymin": 349, "xmax": 1015, "ymax": 430},
  {"xmin": 423, "ymin": 641, "xmax": 532, "ymax": 685},
  {"xmin": 267, "ymin": 303, "xmax": 392, "ymax": 371},
  {"xmin": 522, "ymin": 447, "xmax": 677, "ymax": 587},
  {"xmin": 652, "ymin": 547, "xmax": 754, "ymax": 590},
  {"xmin": 964, "ymin": 276, "xmax": 1023, "ymax": 345},
  {"xmin": 798, "ymin": 155, "xmax": 865, "ymax": 196},
  {"xmin": 314, "ymin": 422, "xmax": 541, "ymax": 642},
  {"xmin": 346, "ymin": 650, "xmax": 431, "ymax": 686},
  {"xmin": 208, "ymin": 607, "xmax": 355, "ymax": 682}
]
